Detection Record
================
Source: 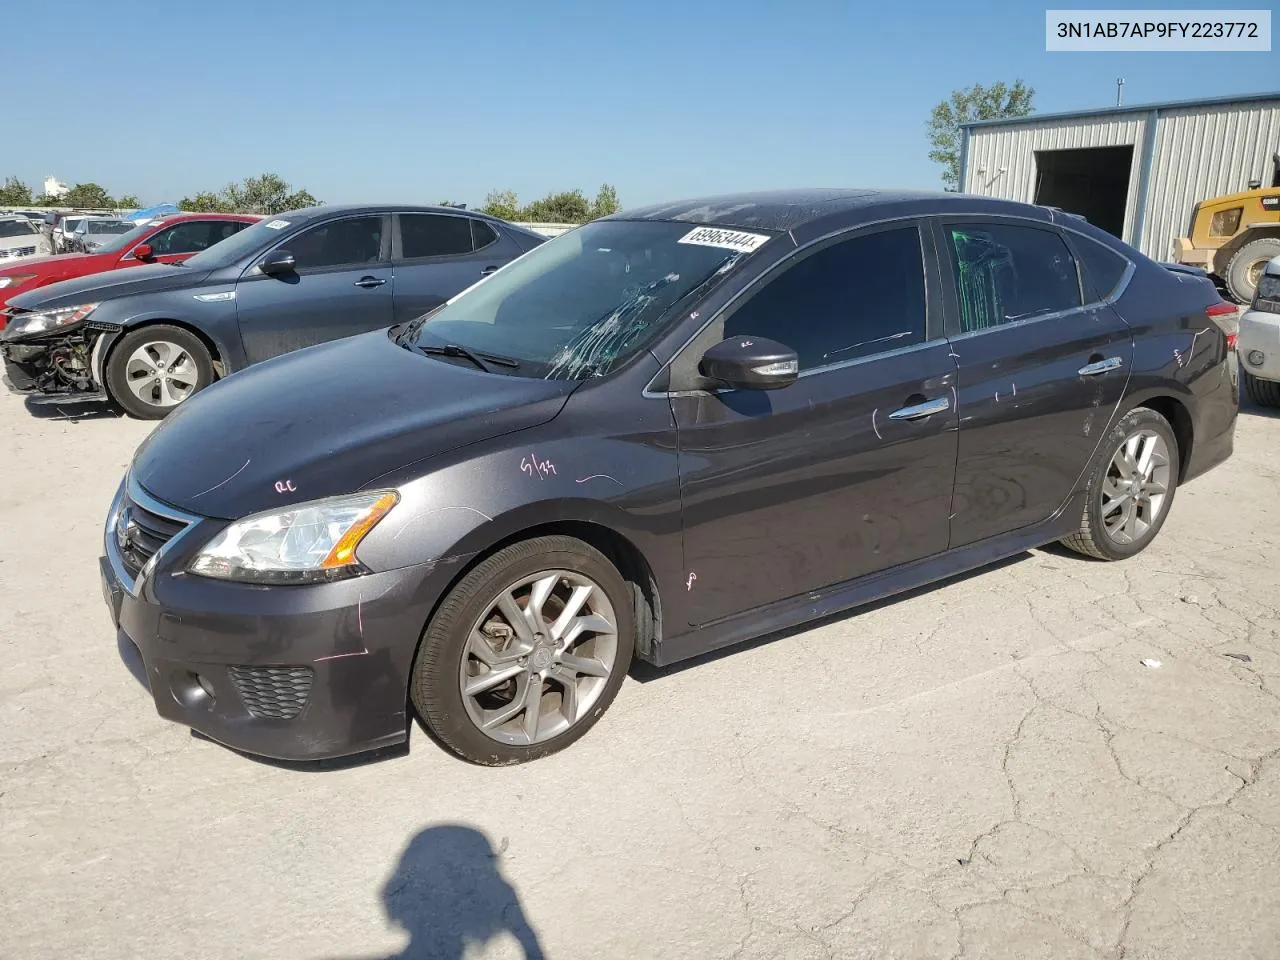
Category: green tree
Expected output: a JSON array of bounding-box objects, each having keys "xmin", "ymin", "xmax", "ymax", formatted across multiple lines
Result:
[
  {"xmin": 117, "ymin": 194, "xmax": 141, "ymax": 208},
  {"xmin": 178, "ymin": 191, "xmax": 230, "ymax": 213},
  {"xmin": 590, "ymin": 183, "xmax": 620, "ymax": 220},
  {"xmin": 522, "ymin": 189, "xmax": 591, "ymax": 224},
  {"xmin": 927, "ymin": 80, "xmax": 1035, "ymax": 189},
  {"xmin": 0, "ymin": 176, "xmax": 34, "ymax": 206},
  {"xmin": 63, "ymin": 182, "xmax": 114, "ymax": 208},
  {"xmin": 481, "ymin": 189, "xmax": 520, "ymax": 221},
  {"xmin": 221, "ymin": 173, "xmax": 320, "ymax": 215}
]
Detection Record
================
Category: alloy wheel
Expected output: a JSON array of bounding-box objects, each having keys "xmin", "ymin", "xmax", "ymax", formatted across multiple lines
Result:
[
  {"xmin": 124, "ymin": 340, "xmax": 198, "ymax": 407},
  {"xmin": 1101, "ymin": 429, "xmax": 1171, "ymax": 545},
  {"xmin": 459, "ymin": 570, "xmax": 619, "ymax": 745}
]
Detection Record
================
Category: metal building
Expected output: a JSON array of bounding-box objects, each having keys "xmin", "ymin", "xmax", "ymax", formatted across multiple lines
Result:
[{"xmin": 958, "ymin": 91, "xmax": 1280, "ymax": 262}]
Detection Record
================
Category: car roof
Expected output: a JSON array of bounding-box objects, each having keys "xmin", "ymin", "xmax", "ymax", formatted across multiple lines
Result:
[
  {"xmin": 279, "ymin": 203, "xmax": 512, "ymax": 224},
  {"xmin": 148, "ymin": 212, "xmax": 261, "ymax": 223},
  {"xmin": 607, "ymin": 188, "xmax": 1052, "ymax": 232}
]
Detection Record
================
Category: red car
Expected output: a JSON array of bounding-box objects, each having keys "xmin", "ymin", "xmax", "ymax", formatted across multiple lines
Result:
[{"xmin": 0, "ymin": 213, "xmax": 259, "ymax": 328}]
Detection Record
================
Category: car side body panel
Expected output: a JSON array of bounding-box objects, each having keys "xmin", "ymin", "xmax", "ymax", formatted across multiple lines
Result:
[
  {"xmin": 96, "ymin": 191, "xmax": 1241, "ymax": 761},
  {"xmin": 928, "ymin": 215, "xmax": 1135, "ymax": 547}
]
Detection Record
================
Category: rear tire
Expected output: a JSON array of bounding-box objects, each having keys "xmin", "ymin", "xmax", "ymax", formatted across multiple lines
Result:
[
  {"xmin": 1225, "ymin": 237, "xmax": 1280, "ymax": 304},
  {"xmin": 1243, "ymin": 369, "xmax": 1280, "ymax": 408},
  {"xmin": 1060, "ymin": 407, "xmax": 1180, "ymax": 561},
  {"xmin": 104, "ymin": 325, "xmax": 214, "ymax": 420},
  {"xmin": 410, "ymin": 535, "xmax": 635, "ymax": 765}
]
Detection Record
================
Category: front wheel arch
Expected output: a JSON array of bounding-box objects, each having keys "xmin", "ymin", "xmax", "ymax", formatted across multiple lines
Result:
[
  {"xmin": 404, "ymin": 518, "xmax": 664, "ymax": 689},
  {"xmin": 98, "ymin": 318, "xmax": 226, "ymax": 386}
]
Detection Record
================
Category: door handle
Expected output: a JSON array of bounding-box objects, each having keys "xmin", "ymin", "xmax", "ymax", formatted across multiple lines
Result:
[
  {"xmin": 354, "ymin": 276, "xmax": 387, "ymax": 288},
  {"xmin": 1078, "ymin": 356, "xmax": 1123, "ymax": 376},
  {"xmin": 480, "ymin": 265, "xmax": 499, "ymax": 276},
  {"xmin": 888, "ymin": 396, "xmax": 950, "ymax": 421}
]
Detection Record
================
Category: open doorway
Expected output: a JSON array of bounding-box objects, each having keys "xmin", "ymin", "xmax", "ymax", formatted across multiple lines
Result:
[{"xmin": 1033, "ymin": 145, "xmax": 1134, "ymax": 239}]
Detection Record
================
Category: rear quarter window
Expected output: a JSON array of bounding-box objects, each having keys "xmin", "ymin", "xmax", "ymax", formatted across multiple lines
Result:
[{"xmin": 1072, "ymin": 235, "xmax": 1131, "ymax": 303}]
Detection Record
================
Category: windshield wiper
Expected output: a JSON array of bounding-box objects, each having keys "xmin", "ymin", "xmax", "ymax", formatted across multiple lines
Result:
[{"xmin": 416, "ymin": 343, "xmax": 520, "ymax": 372}]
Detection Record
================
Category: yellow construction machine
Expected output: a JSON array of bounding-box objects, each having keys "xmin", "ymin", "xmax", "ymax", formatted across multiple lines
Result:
[{"xmin": 1175, "ymin": 153, "xmax": 1280, "ymax": 303}]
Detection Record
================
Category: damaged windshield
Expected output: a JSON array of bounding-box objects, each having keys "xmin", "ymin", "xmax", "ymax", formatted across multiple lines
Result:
[{"xmin": 395, "ymin": 220, "xmax": 768, "ymax": 379}]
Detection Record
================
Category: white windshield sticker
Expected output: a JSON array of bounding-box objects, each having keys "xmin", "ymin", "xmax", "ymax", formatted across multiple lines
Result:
[
  {"xmin": 677, "ymin": 226, "xmax": 770, "ymax": 253},
  {"xmin": 264, "ymin": 219, "xmax": 290, "ymax": 230}
]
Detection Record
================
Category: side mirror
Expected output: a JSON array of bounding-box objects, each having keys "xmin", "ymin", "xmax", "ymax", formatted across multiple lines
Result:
[
  {"xmin": 132, "ymin": 243, "xmax": 154, "ymax": 261},
  {"xmin": 260, "ymin": 249, "xmax": 297, "ymax": 276},
  {"xmin": 699, "ymin": 335, "xmax": 799, "ymax": 390}
]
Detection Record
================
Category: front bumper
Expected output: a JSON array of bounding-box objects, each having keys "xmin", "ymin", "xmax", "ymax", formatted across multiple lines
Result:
[
  {"xmin": 1239, "ymin": 307, "xmax": 1280, "ymax": 383},
  {"xmin": 2, "ymin": 343, "xmax": 46, "ymax": 393},
  {"xmin": 100, "ymin": 477, "xmax": 446, "ymax": 761}
]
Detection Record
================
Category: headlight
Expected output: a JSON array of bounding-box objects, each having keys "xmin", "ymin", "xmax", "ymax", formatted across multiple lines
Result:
[
  {"xmin": 7, "ymin": 302, "xmax": 99, "ymax": 338},
  {"xmin": 188, "ymin": 491, "xmax": 398, "ymax": 585},
  {"xmin": 0, "ymin": 274, "xmax": 36, "ymax": 290}
]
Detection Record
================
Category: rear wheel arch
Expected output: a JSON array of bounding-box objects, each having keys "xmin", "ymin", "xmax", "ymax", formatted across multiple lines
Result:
[{"xmin": 1132, "ymin": 395, "xmax": 1193, "ymax": 478}]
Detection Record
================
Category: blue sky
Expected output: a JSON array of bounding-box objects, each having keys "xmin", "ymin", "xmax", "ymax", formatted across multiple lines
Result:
[{"xmin": 6, "ymin": 0, "xmax": 1277, "ymax": 209}]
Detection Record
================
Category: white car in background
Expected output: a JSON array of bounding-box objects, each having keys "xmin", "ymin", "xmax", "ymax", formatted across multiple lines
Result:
[
  {"xmin": 0, "ymin": 216, "xmax": 53, "ymax": 263},
  {"xmin": 1239, "ymin": 254, "xmax": 1280, "ymax": 407}
]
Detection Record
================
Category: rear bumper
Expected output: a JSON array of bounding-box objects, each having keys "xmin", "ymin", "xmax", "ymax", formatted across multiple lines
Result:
[{"xmin": 1183, "ymin": 352, "xmax": 1239, "ymax": 485}]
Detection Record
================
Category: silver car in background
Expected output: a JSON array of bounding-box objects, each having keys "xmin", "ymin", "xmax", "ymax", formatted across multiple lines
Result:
[
  {"xmin": 1239, "ymin": 255, "xmax": 1280, "ymax": 408},
  {"xmin": 72, "ymin": 217, "xmax": 136, "ymax": 252}
]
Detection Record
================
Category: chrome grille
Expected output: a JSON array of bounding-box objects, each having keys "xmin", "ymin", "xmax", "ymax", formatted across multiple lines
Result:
[{"xmin": 114, "ymin": 484, "xmax": 192, "ymax": 579}]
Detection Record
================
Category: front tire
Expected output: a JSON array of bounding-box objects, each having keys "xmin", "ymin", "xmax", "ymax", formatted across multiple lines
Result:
[
  {"xmin": 104, "ymin": 325, "xmax": 215, "ymax": 420},
  {"xmin": 1060, "ymin": 407, "xmax": 1180, "ymax": 561},
  {"xmin": 1242, "ymin": 369, "xmax": 1280, "ymax": 408},
  {"xmin": 410, "ymin": 536, "xmax": 635, "ymax": 765}
]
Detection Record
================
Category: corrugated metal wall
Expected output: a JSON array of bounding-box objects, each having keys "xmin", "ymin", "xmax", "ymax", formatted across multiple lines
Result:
[
  {"xmin": 1141, "ymin": 101, "xmax": 1280, "ymax": 261},
  {"xmin": 963, "ymin": 113, "xmax": 1148, "ymax": 244},
  {"xmin": 962, "ymin": 98, "xmax": 1280, "ymax": 261}
]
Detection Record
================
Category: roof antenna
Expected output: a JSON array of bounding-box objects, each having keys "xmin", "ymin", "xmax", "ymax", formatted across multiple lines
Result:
[{"xmin": 1116, "ymin": 77, "xmax": 1125, "ymax": 107}]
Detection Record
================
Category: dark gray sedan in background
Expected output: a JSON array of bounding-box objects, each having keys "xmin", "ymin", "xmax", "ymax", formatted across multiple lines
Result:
[
  {"xmin": 1, "ymin": 205, "xmax": 545, "ymax": 417},
  {"xmin": 100, "ymin": 189, "xmax": 1238, "ymax": 766}
]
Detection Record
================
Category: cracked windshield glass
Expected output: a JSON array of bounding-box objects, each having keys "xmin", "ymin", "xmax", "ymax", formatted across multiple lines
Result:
[{"xmin": 396, "ymin": 220, "xmax": 760, "ymax": 379}]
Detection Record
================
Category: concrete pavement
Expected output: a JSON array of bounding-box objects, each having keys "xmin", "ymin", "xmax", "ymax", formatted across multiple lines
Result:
[{"xmin": 2, "ymin": 389, "xmax": 1278, "ymax": 960}]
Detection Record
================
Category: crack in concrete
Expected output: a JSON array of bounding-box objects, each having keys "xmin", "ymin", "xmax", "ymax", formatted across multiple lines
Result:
[{"xmin": 1111, "ymin": 743, "xmax": 1280, "ymax": 958}]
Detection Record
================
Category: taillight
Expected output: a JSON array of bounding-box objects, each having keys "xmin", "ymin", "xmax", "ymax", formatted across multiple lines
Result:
[{"xmin": 1205, "ymin": 300, "xmax": 1238, "ymax": 350}]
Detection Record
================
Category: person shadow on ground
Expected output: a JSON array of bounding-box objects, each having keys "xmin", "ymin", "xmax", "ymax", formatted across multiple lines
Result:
[{"xmin": 328, "ymin": 824, "xmax": 546, "ymax": 960}]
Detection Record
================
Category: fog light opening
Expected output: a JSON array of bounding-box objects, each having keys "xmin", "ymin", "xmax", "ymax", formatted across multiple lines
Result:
[
  {"xmin": 1246, "ymin": 349, "xmax": 1265, "ymax": 367},
  {"xmin": 169, "ymin": 670, "xmax": 216, "ymax": 710}
]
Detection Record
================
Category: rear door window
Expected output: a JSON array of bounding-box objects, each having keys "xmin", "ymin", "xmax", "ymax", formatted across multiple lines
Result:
[
  {"xmin": 945, "ymin": 223, "xmax": 1082, "ymax": 333},
  {"xmin": 722, "ymin": 225, "xmax": 928, "ymax": 371},
  {"xmin": 399, "ymin": 214, "xmax": 475, "ymax": 259}
]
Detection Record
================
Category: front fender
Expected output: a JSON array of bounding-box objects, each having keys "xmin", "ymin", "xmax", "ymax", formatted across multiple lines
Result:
[
  {"xmin": 87, "ymin": 296, "xmax": 249, "ymax": 386},
  {"xmin": 355, "ymin": 384, "xmax": 688, "ymax": 630}
]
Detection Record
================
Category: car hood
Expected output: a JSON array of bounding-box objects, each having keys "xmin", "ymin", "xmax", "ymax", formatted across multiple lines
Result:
[
  {"xmin": 131, "ymin": 330, "xmax": 579, "ymax": 519},
  {"xmin": 0, "ymin": 234, "xmax": 42, "ymax": 252},
  {"xmin": 0, "ymin": 251, "xmax": 105, "ymax": 278},
  {"xmin": 8, "ymin": 262, "xmax": 213, "ymax": 310}
]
